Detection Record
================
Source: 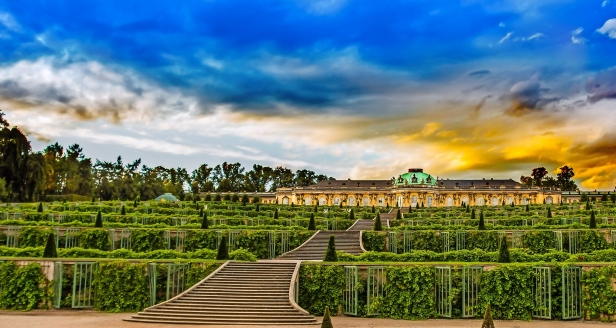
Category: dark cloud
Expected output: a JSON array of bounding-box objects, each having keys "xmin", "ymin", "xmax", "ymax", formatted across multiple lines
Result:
[
  {"xmin": 0, "ymin": 80, "xmax": 30, "ymax": 98},
  {"xmin": 586, "ymin": 68, "xmax": 616, "ymax": 103},
  {"xmin": 468, "ymin": 70, "xmax": 490, "ymax": 77},
  {"xmin": 500, "ymin": 79, "xmax": 561, "ymax": 116}
]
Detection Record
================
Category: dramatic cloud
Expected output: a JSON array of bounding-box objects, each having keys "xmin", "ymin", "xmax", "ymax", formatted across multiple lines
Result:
[{"xmin": 586, "ymin": 67, "xmax": 616, "ymax": 103}]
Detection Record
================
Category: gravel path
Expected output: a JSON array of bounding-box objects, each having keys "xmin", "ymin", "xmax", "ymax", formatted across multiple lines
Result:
[{"xmin": 0, "ymin": 311, "xmax": 612, "ymax": 328}]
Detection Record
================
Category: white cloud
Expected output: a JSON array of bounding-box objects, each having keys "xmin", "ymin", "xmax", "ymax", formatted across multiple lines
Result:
[
  {"xmin": 603, "ymin": 0, "xmax": 610, "ymax": 7},
  {"xmin": 571, "ymin": 27, "xmax": 587, "ymax": 44},
  {"xmin": 527, "ymin": 33, "xmax": 545, "ymax": 40},
  {"xmin": 499, "ymin": 22, "xmax": 505, "ymax": 27},
  {"xmin": 597, "ymin": 18, "xmax": 616, "ymax": 38},
  {"xmin": 299, "ymin": 0, "xmax": 348, "ymax": 15},
  {"xmin": 0, "ymin": 11, "xmax": 20, "ymax": 32},
  {"xmin": 499, "ymin": 32, "xmax": 513, "ymax": 44}
]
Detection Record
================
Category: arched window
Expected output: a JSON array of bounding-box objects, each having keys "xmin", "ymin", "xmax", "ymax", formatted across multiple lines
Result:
[
  {"xmin": 348, "ymin": 197, "xmax": 355, "ymax": 206},
  {"xmin": 427, "ymin": 196, "xmax": 433, "ymax": 207},
  {"xmin": 304, "ymin": 197, "xmax": 311, "ymax": 206},
  {"xmin": 334, "ymin": 197, "xmax": 340, "ymax": 205},
  {"xmin": 522, "ymin": 197, "xmax": 529, "ymax": 205},
  {"xmin": 476, "ymin": 197, "xmax": 484, "ymax": 206},
  {"xmin": 461, "ymin": 196, "xmax": 469, "ymax": 206},
  {"xmin": 319, "ymin": 197, "xmax": 326, "ymax": 205},
  {"xmin": 411, "ymin": 196, "xmax": 418, "ymax": 207},
  {"xmin": 492, "ymin": 197, "xmax": 498, "ymax": 206},
  {"xmin": 507, "ymin": 196, "xmax": 513, "ymax": 205},
  {"xmin": 545, "ymin": 196, "xmax": 553, "ymax": 204},
  {"xmin": 446, "ymin": 197, "xmax": 453, "ymax": 207},
  {"xmin": 282, "ymin": 196, "xmax": 289, "ymax": 205},
  {"xmin": 397, "ymin": 196, "xmax": 403, "ymax": 207},
  {"xmin": 363, "ymin": 197, "xmax": 370, "ymax": 206},
  {"xmin": 378, "ymin": 197, "xmax": 384, "ymax": 206}
]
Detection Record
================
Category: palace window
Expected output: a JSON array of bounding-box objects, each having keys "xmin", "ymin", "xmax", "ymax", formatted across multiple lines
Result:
[
  {"xmin": 446, "ymin": 197, "xmax": 453, "ymax": 207},
  {"xmin": 427, "ymin": 196, "xmax": 433, "ymax": 207},
  {"xmin": 349, "ymin": 197, "xmax": 355, "ymax": 206},
  {"xmin": 378, "ymin": 197, "xmax": 384, "ymax": 206},
  {"xmin": 305, "ymin": 197, "xmax": 312, "ymax": 206},
  {"xmin": 426, "ymin": 176, "xmax": 432, "ymax": 184},
  {"xmin": 461, "ymin": 196, "xmax": 468, "ymax": 205},
  {"xmin": 476, "ymin": 197, "xmax": 484, "ymax": 206},
  {"xmin": 507, "ymin": 196, "xmax": 513, "ymax": 205},
  {"xmin": 545, "ymin": 196, "xmax": 553, "ymax": 204},
  {"xmin": 319, "ymin": 197, "xmax": 326, "ymax": 205},
  {"xmin": 522, "ymin": 197, "xmax": 528, "ymax": 205},
  {"xmin": 397, "ymin": 196, "xmax": 403, "ymax": 207},
  {"xmin": 282, "ymin": 196, "xmax": 289, "ymax": 205},
  {"xmin": 411, "ymin": 196, "xmax": 418, "ymax": 207},
  {"xmin": 363, "ymin": 197, "xmax": 370, "ymax": 206},
  {"xmin": 334, "ymin": 197, "xmax": 340, "ymax": 205},
  {"xmin": 492, "ymin": 197, "xmax": 498, "ymax": 206}
]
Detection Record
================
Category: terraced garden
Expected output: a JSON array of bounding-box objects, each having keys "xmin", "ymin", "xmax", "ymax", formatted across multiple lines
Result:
[{"xmin": 2, "ymin": 199, "xmax": 616, "ymax": 323}]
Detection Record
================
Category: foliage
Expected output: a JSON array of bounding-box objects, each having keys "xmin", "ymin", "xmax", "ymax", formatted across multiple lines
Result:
[
  {"xmin": 298, "ymin": 264, "xmax": 344, "ymax": 315},
  {"xmin": 478, "ymin": 264, "xmax": 534, "ymax": 320},
  {"xmin": 478, "ymin": 211, "xmax": 485, "ymax": 230},
  {"xmin": 324, "ymin": 235, "xmax": 337, "ymax": 262},
  {"xmin": 217, "ymin": 235, "xmax": 228, "ymax": 260},
  {"xmin": 92, "ymin": 261, "xmax": 149, "ymax": 312},
  {"xmin": 0, "ymin": 262, "xmax": 49, "ymax": 310},
  {"xmin": 79, "ymin": 229, "xmax": 110, "ymax": 250},
  {"xmin": 229, "ymin": 248, "xmax": 257, "ymax": 261},
  {"xmin": 362, "ymin": 232, "xmax": 386, "ymax": 252},
  {"xmin": 201, "ymin": 213, "xmax": 208, "ymax": 229},
  {"xmin": 482, "ymin": 304, "xmax": 495, "ymax": 328},
  {"xmin": 309, "ymin": 213, "xmax": 316, "ymax": 230},
  {"xmin": 321, "ymin": 306, "xmax": 333, "ymax": 328},
  {"xmin": 589, "ymin": 210, "xmax": 596, "ymax": 229},
  {"xmin": 497, "ymin": 236, "xmax": 510, "ymax": 263},
  {"xmin": 373, "ymin": 214, "xmax": 382, "ymax": 231},
  {"xmin": 94, "ymin": 211, "xmax": 103, "ymax": 228},
  {"xmin": 380, "ymin": 266, "xmax": 436, "ymax": 319}
]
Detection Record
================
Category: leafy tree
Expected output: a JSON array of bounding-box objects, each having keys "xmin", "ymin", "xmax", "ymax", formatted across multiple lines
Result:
[
  {"xmin": 531, "ymin": 167, "xmax": 548, "ymax": 187},
  {"xmin": 323, "ymin": 235, "xmax": 337, "ymax": 262},
  {"xmin": 308, "ymin": 213, "xmax": 316, "ymax": 230},
  {"xmin": 557, "ymin": 165, "xmax": 577, "ymax": 191},
  {"xmin": 216, "ymin": 236, "xmax": 228, "ymax": 260},
  {"xmin": 231, "ymin": 194, "xmax": 239, "ymax": 202},
  {"xmin": 251, "ymin": 196, "xmax": 260, "ymax": 203},
  {"xmin": 580, "ymin": 193, "xmax": 588, "ymax": 202},
  {"xmin": 498, "ymin": 236, "xmax": 510, "ymax": 263},
  {"xmin": 201, "ymin": 213, "xmax": 209, "ymax": 229},
  {"xmin": 589, "ymin": 210, "xmax": 597, "ymax": 229},
  {"xmin": 241, "ymin": 194, "xmax": 249, "ymax": 206},
  {"xmin": 478, "ymin": 211, "xmax": 485, "ymax": 230},
  {"xmin": 94, "ymin": 211, "xmax": 103, "ymax": 228},
  {"xmin": 321, "ymin": 306, "xmax": 333, "ymax": 328},
  {"xmin": 471, "ymin": 208, "xmax": 476, "ymax": 220},
  {"xmin": 43, "ymin": 233, "xmax": 57, "ymax": 258},
  {"xmin": 481, "ymin": 304, "xmax": 495, "ymax": 328},
  {"xmin": 520, "ymin": 175, "xmax": 533, "ymax": 188},
  {"xmin": 373, "ymin": 213, "xmax": 382, "ymax": 231},
  {"xmin": 214, "ymin": 194, "xmax": 221, "ymax": 201},
  {"xmin": 611, "ymin": 194, "xmax": 616, "ymax": 204}
]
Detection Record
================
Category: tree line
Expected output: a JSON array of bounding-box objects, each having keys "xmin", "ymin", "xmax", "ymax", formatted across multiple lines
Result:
[
  {"xmin": 0, "ymin": 111, "xmax": 332, "ymax": 202},
  {"xmin": 519, "ymin": 166, "xmax": 578, "ymax": 191}
]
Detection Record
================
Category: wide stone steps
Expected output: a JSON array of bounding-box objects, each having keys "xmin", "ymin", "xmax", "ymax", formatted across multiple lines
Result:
[
  {"xmin": 125, "ymin": 261, "xmax": 317, "ymax": 325},
  {"xmin": 277, "ymin": 230, "xmax": 364, "ymax": 260}
]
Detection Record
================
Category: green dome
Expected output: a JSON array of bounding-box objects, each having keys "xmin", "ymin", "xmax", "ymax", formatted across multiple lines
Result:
[
  {"xmin": 395, "ymin": 169, "xmax": 436, "ymax": 186},
  {"xmin": 155, "ymin": 193, "xmax": 178, "ymax": 202}
]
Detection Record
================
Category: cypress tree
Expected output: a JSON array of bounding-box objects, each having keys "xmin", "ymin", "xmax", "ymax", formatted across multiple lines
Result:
[
  {"xmin": 292, "ymin": 202, "xmax": 296, "ymax": 207},
  {"xmin": 91, "ymin": 196, "xmax": 96, "ymax": 204},
  {"xmin": 396, "ymin": 209, "xmax": 402, "ymax": 220},
  {"xmin": 308, "ymin": 213, "xmax": 316, "ymax": 230},
  {"xmin": 421, "ymin": 202, "xmax": 424, "ymax": 208},
  {"xmin": 216, "ymin": 235, "xmax": 229, "ymax": 260},
  {"xmin": 273, "ymin": 208, "xmax": 279, "ymax": 220},
  {"xmin": 314, "ymin": 204, "xmax": 318, "ymax": 213},
  {"xmin": 466, "ymin": 205, "xmax": 470, "ymax": 213},
  {"xmin": 526, "ymin": 204, "xmax": 530, "ymax": 212},
  {"xmin": 349, "ymin": 209, "xmax": 355, "ymax": 221},
  {"xmin": 43, "ymin": 233, "xmax": 57, "ymax": 258},
  {"xmin": 408, "ymin": 206, "xmax": 412, "ymax": 213},
  {"xmin": 256, "ymin": 204, "xmax": 260, "ymax": 212},
  {"xmin": 585, "ymin": 201, "xmax": 591, "ymax": 210},
  {"xmin": 242, "ymin": 194, "xmax": 249, "ymax": 206},
  {"xmin": 133, "ymin": 199, "xmax": 137, "ymax": 208},
  {"xmin": 199, "ymin": 207, "xmax": 204, "ymax": 217},
  {"xmin": 121, "ymin": 205, "xmax": 126, "ymax": 215},
  {"xmin": 94, "ymin": 211, "xmax": 103, "ymax": 228},
  {"xmin": 497, "ymin": 235, "xmax": 510, "ymax": 263},
  {"xmin": 471, "ymin": 208, "xmax": 476, "ymax": 220},
  {"xmin": 481, "ymin": 304, "xmax": 495, "ymax": 328},
  {"xmin": 201, "ymin": 213, "xmax": 209, "ymax": 229},
  {"xmin": 371, "ymin": 205, "xmax": 375, "ymax": 213},
  {"xmin": 502, "ymin": 200, "xmax": 505, "ymax": 206},
  {"xmin": 478, "ymin": 211, "xmax": 485, "ymax": 230},
  {"xmin": 589, "ymin": 210, "xmax": 597, "ymax": 229},
  {"xmin": 511, "ymin": 202, "xmax": 515, "ymax": 208},
  {"xmin": 321, "ymin": 306, "xmax": 333, "ymax": 328},
  {"xmin": 339, "ymin": 202, "xmax": 342, "ymax": 208},
  {"xmin": 373, "ymin": 213, "xmax": 383, "ymax": 231},
  {"xmin": 323, "ymin": 235, "xmax": 337, "ymax": 262},
  {"xmin": 37, "ymin": 202, "xmax": 43, "ymax": 213},
  {"xmin": 543, "ymin": 199, "xmax": 546, "ymax": 204},
  {"xmin": 386, "ymin": 203, "xmax": 389, "ymax": 209},
  {"xmin": 547, "ymin": 207, "xmax": 552, "ymax": 218}
]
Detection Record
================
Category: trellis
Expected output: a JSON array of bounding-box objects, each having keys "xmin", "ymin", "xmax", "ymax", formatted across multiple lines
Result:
[
  {"xmin": 52, "ymin": 262, "xmax": 63, "ymax": 308},
  {"xmin": 147, "ymin": 263, "xmax": 157, "ymax": 306},
  {"xmin": 388, "ymin": 231, "xmax": 398, "ymax": 253},
  {"xmin": 440, "ymin": 231, "xmax": 450, "ymax": 252},
  {"xmin": 120, "ymin": 229, "xmax": 132, "ymax": 249},
  {"xmin": 533, "ymin": 267, "xmax": 551, "ymax": 319},
  {"xmin": 166, "ymin": 263, "xmax": 188, "ymax": 300},
  {"xmin": 72, "ymin": 262, "xmax": 96, "ymax": 308},
  {"xmin": 462, "ymin": 266, "xmax": 482, "ymax": 317},
  {"xmin": 456, "ymin": 231, "xmax": 467, "ymax": 250},
  {"xmin": 554, "ymin": 231, "xmax": 563, "ymax": 251},
  {"xmin": 403, "ymin": 231, "xmax": 413, "ymax": 252},
  {"xmin": 6, "ymin": 226, "xmax": 21, "ymax": 247},
  {"xmin": 562, "ymin": 267, "xmax": 582, "ymax": 319},
  {"xmin": 512, "ymin": 231, "xmax": 524, "ymax": 248},
  {"xmin": 367, "ymin": 266, "xmax": 385, "ymax": 316},
  {"xmin": 343, "ymin": 266, "xmax": 359, "ymax": 316},
  {"xmin": 568, "ymin": 231, "xmax": 580, "ymax": 254},
  {"xmin": 435, "ymin": 266, "xmax": 452, "ymax": 318},
  {"xmin": 268, "ymin": 231, "xmax": 277, "ymax": 258},
  {"xmin": 228, "ymin": 230, "xmax": 240, "ymax": 252}
]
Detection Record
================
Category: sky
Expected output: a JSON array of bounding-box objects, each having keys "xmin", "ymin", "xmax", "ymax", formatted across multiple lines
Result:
[{"xmin": 0, "ymin": 0, "xmax": 615, "ymax": 189}]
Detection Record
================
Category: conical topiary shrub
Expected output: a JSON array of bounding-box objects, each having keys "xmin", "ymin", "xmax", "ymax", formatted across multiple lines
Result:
[
  {"xmin": 324, "ymin": 235, "xmax": 337, "ymax": 262},
  {"xmin": 37, "ymin": 202, "xmax": 43, "ymax": 213},
  {"xmin": 396, "ymin": 209, "xmax": 401, "ymax": 220},
  {"xmin": 421, "ymin": 202, "xmax": 424, "ymax": 208},
  {"xmin": 589, "ymin": 210, "xmax": 597, "ymax": 229},
  {"xmin": 201, "ymin": 213, "xmax": 209, "ymax": 229},
  {"xmin": 547, "ymin": 207, "xmax": 552, "ymax": 218},
  {"xmin": 314, "ymin": 204, "xmax": 318, "ymax": 213},
  {"xmin": 273, "ymin": 208, "xmax": 279, "ymax": 220},
  {"xmin": 466, "ymin": 205, "xmax": 470, "ymax": 213},
  {"xmin": 371, "ymin": 205, "xmax": 375, "ymax": 213},
  {"xmin": 256, "ymin": 203, "xmax": 260, "ymax": 212},
  {"xmin": 526, "ymin": 204, "xmax": 530, "ymax": 212},
  {"xmin": 217, "ymin": 235, "xmax": 229, "ymax": 260},
  {"xmin": 478, "ymin": 211, "xmax": 485, "ymax": 230},
  {"xmin": 121, "ymin": 205, "xmax": 126, "ymax": 215},
  {"xmin": 408, "ymin": 206, "xmax": 412, "ymax": 213},
  {"xmin": 134, "ymin": 199, "xmax": 138, "ymax": 208},
  {"xmin": 321, "ymin": 306, "xmax": 333, "ymax": 328},
  {"xmin": 308, "ymin": 213, "xmax": 316, "ymax": 230},
  {"xmin": 199, "ymin": 207, "xmax": 204, "ymax": 217},
  {"xmin": 349, "ymin": 209, "xmax": 355, "ymax": 221},
  {"xmin": 94, "ymin": 211, "xmax": 103, "ymax": 228},
  {"xmin": 498, "ymin": 235, "xmax": 510, "ymax": 263},
  {"xmin": 481, "ymin": 303, "xmax": 495, "ymax": 328},
  {"xmin": 91, "ymin": 196, "xmax": 96, "ymax": 204},
  {"xmin": 471, "ymin": 208, "xmax": 476, "ymax": 220},
  {"xmin": 373, "ymin": 213, "xmax": 383, "ymax": 231},
  {"xmin": 586, "ymin": 201, "xmax": 591, "ymax": 210},
  {"xmin": 43, "ymin": 233, "xmax": 57, "ymax": 258},
  {"xmin": 242, "ymin": 194, "xmax": 249, "ymax": 206}
]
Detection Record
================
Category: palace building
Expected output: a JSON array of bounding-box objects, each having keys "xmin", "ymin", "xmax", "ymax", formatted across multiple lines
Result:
[{"xmin": 275, "ymin": 168, "xmax": 561, "ymax": 207}]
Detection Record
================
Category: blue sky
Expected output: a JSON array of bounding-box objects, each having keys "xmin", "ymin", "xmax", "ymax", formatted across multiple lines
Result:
[{"xmin": 0, "ymin": 0, "xmax": 615, "ymax": 188}]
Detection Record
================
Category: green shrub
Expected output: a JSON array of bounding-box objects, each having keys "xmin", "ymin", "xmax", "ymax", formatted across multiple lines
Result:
[
  {"xmin": 92, "ymin": 261, "xmax": 148, "ymax": 312},
  {"xmin": 94, "ymin": 211, "xmax": 103, "ymax": 228},
  {"xmin": 43, "ymin": 233, "xmax": 57, "ymax": 258},
  {"xmin": 324, "ymin": 235, "xmax": 337, "ymax": 262},
  {"xmin": 374, "ymin": 213, "xmax": 382, "ymax": 231},
  {"xmin": 482, "ymin": 304, "xmax": 495, "ymax": 328},
  {"xmin": 217, "ymin": 235, "xmax": 229, "ymax": 260},
  {"xmin": 321, "ymin": 306, "xmax": 333, "ymax": 328},
  {"xmin": 308, "ymin": 213, "xmax": 316, "ymax": 230},
  {"xmin": 229, "ymin": 248, "xmax": 257, "ymax": 262},
  {"xmin": 497, "ymin": 236, "xmax": 510, "ymax": 263},
  {"xmin": 0, "ymin": 262, "xmax": 49, "ymax": 310},
  {"xmin": 298, "ymin": 265, "xmax": 344, "ymax": 316}
]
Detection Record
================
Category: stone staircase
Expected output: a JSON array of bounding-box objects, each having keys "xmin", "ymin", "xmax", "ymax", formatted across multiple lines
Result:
[
  {"xmin": 125, "ymin": 261, "xmax": 317, "ymax": 325},
  {"xmin": 347, "ymin": 208, "xmax": 395, "ymax": 231},
  {"xmin": 277, "ymin": 230, "xmax": 364, "ymax": 260}
]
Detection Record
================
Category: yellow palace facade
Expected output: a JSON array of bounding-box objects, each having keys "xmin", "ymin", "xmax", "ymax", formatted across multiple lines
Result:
[{"xmin": 275, "ymin": 168, "xmax": 561, "ymax": 208}]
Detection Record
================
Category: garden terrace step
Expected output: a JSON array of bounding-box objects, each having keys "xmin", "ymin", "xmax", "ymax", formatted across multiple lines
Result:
[
  {"xmin": 277, "ymin": 230, "xmax": 364, "ymax": 260},
  {"xmin": 125, "ymin": 261, "xmax": 316, "ymax": 325}
]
